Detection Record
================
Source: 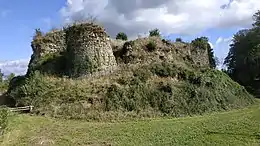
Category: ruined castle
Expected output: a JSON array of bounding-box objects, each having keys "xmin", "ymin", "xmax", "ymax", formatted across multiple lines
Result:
[{"xmin": 28, "ymin": 22, "xmax": 209, "ymax": 78}]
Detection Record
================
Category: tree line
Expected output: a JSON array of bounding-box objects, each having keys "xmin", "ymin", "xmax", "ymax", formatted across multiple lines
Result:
[{"xmin": 224, "ymin": 10, "xmax": 260, "ymax": 97}]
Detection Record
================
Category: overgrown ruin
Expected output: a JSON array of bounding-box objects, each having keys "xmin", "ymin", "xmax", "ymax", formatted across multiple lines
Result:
[
  {"xmin": 3, "ymin": 22, "xmax": 254, "ymax": 120},
  {"xmin": 28, "ymin": 22, "xmax": 209, "ymax": 77}
]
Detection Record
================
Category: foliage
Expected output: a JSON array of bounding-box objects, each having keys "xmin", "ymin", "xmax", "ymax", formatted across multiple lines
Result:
[
  {"xmin": 33, "ymin": 28, "xmax": 43, "ymax": 40},
  {"xmin": 224, "ymin": 10, "xmax": 260, "ymax": 97},
  {"xmin": 116, "ymin": 32, "xmax": 128, "ymax": 41},
  {"xmin": 0, "ymin": 107, "xmax": 8, "ymax": 136},
  {"xmin": 207, "ymin": 43, "xmax": 217, "ymax": 69},
  {"xmin": 105, "ymin": 62, "xmax": 254, "ymax": 117},
  {"xmin": 146, "ymin": 40, "xmax": 157, "ymax": 52},
  {"xmin": 0, "ymin": 72, "xmax": 16, "ymax": 92},
  {"xmin": 0, "ymin": 69, "xmax": 3, "ymax": 83},
  {"xmin": 6, "ymin": 61, "xmax": 254, "ymax": 121},
  {"xmin": 253, "ymin": 10, "xmax": 260, "ymax": 27},
  {"xmin": 0, "ymin": 70, "xmax": 4, "ymax": 92},
  {"xmin": 176, "ymin": 38, "xmax": 183, "ymax": 42},
  {"xmin": 149, "ymin": 28, "xmax": 161, "ymax": 37},
  {"xmin": 4, "ymin": 18, "xmax": 256, "ymax": 122},
  {"xmin": 191, "ymin": 37, "xmax": 209, "ymax": 49},
  {"xmin": 6, "ymin": 73, "xmax": 15, "ymax": 83}
]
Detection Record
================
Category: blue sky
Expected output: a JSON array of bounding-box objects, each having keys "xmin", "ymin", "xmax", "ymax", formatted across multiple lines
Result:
[
  {"xmin": 0, "ymin": 0, "xmax": 259, "ymax": 75},
  {"xmin": 0, "ymin": 0, "xmax": 64, "ymax": 60}
]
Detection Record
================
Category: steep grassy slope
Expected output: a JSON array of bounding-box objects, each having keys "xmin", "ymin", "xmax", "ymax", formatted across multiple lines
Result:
[
  {"xmin": 6, "ymin": 61, "xmax": 255, "ymax": 121},
  {"xmin": 1, "ymin": 100, "xmax": 260, "ymax": 146}
]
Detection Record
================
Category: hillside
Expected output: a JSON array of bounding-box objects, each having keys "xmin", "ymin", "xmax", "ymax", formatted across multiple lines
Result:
[
  {"xmin": 1, "ymin": 100, "xmax": 260, "ymax": 145},
  {"xmin": 2, "ymin": 22, "xmax": 255, "ymax": 121}
]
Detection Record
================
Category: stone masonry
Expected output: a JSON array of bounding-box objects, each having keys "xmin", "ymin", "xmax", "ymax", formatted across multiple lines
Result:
[
  {"xmin": 65, "ymin": 23, "xmax": 117, "ymax": 77},
  {"xmin": 29, "ymin": 22, "xmax": 117, "ymax": 77}
]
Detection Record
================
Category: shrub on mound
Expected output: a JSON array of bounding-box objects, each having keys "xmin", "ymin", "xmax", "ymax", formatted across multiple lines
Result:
[{"xmin": 7, "ymin": 62, "xmax": 255, "ymax": 121}]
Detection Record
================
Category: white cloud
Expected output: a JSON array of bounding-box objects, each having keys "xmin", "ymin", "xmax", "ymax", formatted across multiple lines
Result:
[
  {"xmin": 59, "ymin": 0, "xmax": 260, "ymax": 38},
  {"xmin": 208, "ymin": 42, "xmax": 214, "ymax": 49},
  {"xmin": 213, "ymin": 36, "xmax": 233, "ymax": 69},
  {"xmin": 0, "ymin": 59, "xmax": 29, "ymax": 76},
  {"xmin": 216, "ymin": 36, "xmax": 232, "ymax": 45}
]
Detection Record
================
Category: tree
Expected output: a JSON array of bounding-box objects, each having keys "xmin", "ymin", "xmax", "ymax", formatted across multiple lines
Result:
[
  {"xmin": 6, "ymin": 73, "xmax": 15, "ymax": 82},
  {"xmin": 224, "ymin": 10, "xmax": 260, "ymax": 96},
  {"xmin": 149, "ymin": 28, "xmax": 160, "ymax": 37},
  {"xmin": 207, "ymin": 42, "xmax": 217, "ymax": 69},
  {"xmin": 253, "ymin": 10, "xmax": 260, "ymax": 27},
  {"xmin": 175, "ymin": 38, "xmax": 183, "ymax": 42},
  {"xmin": 0, "ymin": 69, "xmax": 3, "ymax": 83},
  {"xmin": 191, "ymin": 37, "xmax": 208, "ymax": 48},
  {"xmin": 116, "ymin": 32, "xmax": 128, "ymax": 41}
]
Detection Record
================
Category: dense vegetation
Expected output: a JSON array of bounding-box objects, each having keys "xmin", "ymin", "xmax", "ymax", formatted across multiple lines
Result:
[
  {"xmin": 224, "ymin": 10, "xmax": 260, "ymax": 97},
  {"xmin": 0, "ymin": 8, "xmax": 260, "ymax": 146},
  {"xmin": 1, "ymin": 10, "xmax": 258, "ymax": 124},
  {"xmin": 0, "ymin": 70, "xmax": 15, "ymax": 92},
  {"xmin": 5, "ymin": 61, "xmax": 254, "ymax": 121}
]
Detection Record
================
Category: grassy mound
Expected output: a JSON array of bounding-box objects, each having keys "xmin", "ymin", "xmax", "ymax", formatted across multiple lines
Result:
[
  {"xmin": 1, "ymin": 100, "xmax": 260, "ymax": 145},
  {"xmin": 7, "ymin": 61, "xmax": 254, "ymax": 121}
]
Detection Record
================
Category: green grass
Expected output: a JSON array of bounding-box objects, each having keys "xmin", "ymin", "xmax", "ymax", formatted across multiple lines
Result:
[{"xmin": 1, "ymin": 100, "xmax": 260, "ymax": 146}]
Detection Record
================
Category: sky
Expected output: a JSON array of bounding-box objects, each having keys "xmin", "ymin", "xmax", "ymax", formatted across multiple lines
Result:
[{"xmin": 0, "ymin": 0, "xmax": 259, "ymax": 75}]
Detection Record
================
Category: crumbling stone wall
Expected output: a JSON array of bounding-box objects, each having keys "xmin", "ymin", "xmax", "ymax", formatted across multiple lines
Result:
[
  {"xmin": 190, "ymin": 46, "xmax": 209, "ymax": 67},
  {"xmin": 112, "ymin": 37, "xmax": 210, "ymax": 67},
  {"xmin": 28, "ymin": 30, "xmax": 66, "ymax": 74},
  {"xmin": 65, "ymin": 23, "xmax": 117, "ymax": 77},
  {"xmin": 174, "ymin": 42, "xmax": 209, "ymax": 67},
  {"xmin": 28, "ymin": 23, "xmax": 117, "ymax": 77},
  {"xmin": 31, "ymin": 30, "xmax": 66, "ymax": 58}
]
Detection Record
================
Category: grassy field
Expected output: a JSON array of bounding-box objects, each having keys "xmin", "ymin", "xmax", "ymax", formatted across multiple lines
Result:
[{"xmin": 1, "ymin": 100, "xmax": 260, "ymax": 146}]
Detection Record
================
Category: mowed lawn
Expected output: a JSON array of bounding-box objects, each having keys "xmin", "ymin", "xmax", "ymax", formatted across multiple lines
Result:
[{"xmin": 1, "ymin": 100, "xmax": 260, "ymax": 146}]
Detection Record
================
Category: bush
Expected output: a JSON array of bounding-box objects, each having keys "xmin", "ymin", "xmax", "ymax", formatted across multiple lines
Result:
[
  {"xmin": 191, "ymin": 37, "xmax": 208, "ymax": 49},
  {"xmin": 0, "ymin": 107, "xmax": 8, "ymax": 135},
  {"xmin": 133, "ymin": 67, "xmax": 152, "ymax": 83},
  {"xmin": 149, "ymin": 28, "xmax": 160, "ymax": 37},
  {"xmin": 150, "ymin": 62, "xmax": 178, "ymax": 77},
  {"xmin": 146, "ymin": 41, "xmax": 157, "ymax": 52},
  {"xmin": 116, "ymin": 32, "xmax": 128, "ymax": 41},
  {"xmin": 176, "ymin": 38, "xmax": 183, "ymax": 42}
]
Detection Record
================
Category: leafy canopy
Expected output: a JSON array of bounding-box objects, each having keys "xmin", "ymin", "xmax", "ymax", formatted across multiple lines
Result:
[
  {"xmin": 149, "ymin": 28, "xmax": 160, "ymax": 37},
  {"xmin": 116, "ymin": 32, "xmax": 128, "ymax": 41},
  {"xmin": 224, "ymin": 10, "xmax": 260, "ymax": 96}
]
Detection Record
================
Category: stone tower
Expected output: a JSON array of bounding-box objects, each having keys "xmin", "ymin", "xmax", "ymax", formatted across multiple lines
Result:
[{"xmin": 65, "ymin": 23, "xmax": 117, "ymax": 77}]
